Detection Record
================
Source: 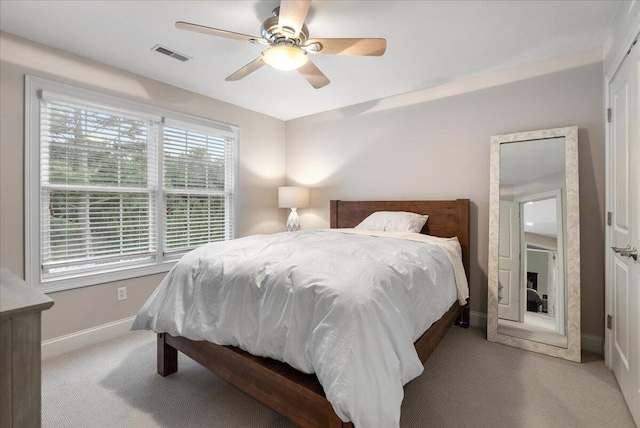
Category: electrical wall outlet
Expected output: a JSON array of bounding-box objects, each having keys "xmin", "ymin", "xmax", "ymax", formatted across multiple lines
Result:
[{"xmin": 117, "ymin": 287, "xmax": 127, "ymax": 301}]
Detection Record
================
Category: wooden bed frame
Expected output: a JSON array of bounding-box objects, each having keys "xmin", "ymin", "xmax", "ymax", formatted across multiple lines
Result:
[{"xmin": 158, "ymin": 199, "xmax": 470, "ymax": 427}]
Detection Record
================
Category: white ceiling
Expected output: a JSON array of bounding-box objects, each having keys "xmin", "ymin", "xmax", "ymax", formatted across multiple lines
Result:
[
  {"xmin": 524, "ymin": 198, "xmax": 558, "ymax": 238},
  {"xmin": 0, "ymin": 1, "xmax": 621, "ymax": 121}
]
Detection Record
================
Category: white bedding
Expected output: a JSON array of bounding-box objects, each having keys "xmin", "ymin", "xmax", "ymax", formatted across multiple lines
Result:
[{"xmin": 132, "ymin": 229, "xmax": 468, "ymax": 427}]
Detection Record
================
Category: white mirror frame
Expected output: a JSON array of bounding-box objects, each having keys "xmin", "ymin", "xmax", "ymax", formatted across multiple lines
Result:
[{"xmin": 487, "ymin": 126, "xmax": 581, "ymax": 362}]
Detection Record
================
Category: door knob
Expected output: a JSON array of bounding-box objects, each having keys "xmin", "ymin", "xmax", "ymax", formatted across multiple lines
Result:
[{"xmin": 612, "ymin": 245, "xmax": 638, "ymax": 261}]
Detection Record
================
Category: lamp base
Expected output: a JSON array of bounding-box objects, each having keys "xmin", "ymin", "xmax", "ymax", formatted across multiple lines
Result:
[{"xmin": 286, "ymin": 208, "xmax": 300, "ymax": 232}]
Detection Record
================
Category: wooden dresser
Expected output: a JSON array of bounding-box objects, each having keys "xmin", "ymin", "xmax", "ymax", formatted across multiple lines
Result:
[{"xmin": 0, "ymin": 269, "xmax": 54, "ymax": 428}]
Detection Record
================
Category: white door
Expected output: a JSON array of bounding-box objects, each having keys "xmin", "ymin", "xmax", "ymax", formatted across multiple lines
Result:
[
  {"xmin": 498, "ymin": 200, "xmax": 521, "ymax": 322},
  {"xmin": 609, "ymin": 37, "xmax": 639, "ymax": 425}
]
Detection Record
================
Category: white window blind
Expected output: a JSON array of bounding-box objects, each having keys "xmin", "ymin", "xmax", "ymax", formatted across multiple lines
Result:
[
  {"xmin": 40, "ymin": 98, "xmax": 158, "ymax": 277},
  {"xmin": 163, "ymin": 122, "xmax": 235, "ymax": 253},
  {"xmin": 26, "ymin": 76, "xmax": 238, "ymax": 291}
]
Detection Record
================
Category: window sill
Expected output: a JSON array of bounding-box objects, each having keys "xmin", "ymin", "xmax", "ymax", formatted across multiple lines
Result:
[{"xmin": 36, "ymin": 261, "xmax": 176, "ymax": 294}]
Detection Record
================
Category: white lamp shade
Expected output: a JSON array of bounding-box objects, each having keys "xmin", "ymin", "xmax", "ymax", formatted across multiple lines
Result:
[{"xmin": 278, "ymin": 187, "xmax": 309, "ymax": 209}]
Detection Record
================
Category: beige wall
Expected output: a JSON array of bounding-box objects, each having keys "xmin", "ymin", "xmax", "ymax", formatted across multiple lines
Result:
[
  {"xmin": 527, "ymin": 250, "xmax": 550, "ymax": 297},
  {"xmin": 285, "ymin": 56, "xmax": 606, "ymax": 337},
  {"xmin": 0, "ymin": 32, "xmax": 286, "ymax": 340},
  {"xmin": 0, "ymin": 30, "xmax": 609, "ymax": 342}
]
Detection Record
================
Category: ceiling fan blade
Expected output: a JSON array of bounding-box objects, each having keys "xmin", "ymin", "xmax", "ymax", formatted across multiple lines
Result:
[
  {"xmin": 304, "ymin": 38, "xmax": 387, "ymax": 56},
  {"xmin": 278, "ymin": 0, "xmax": 311, "ymax": 38},
  {"xmin": 225, "ymin": 56, "xmax": 265, "ymax": 81},
  {"xmin": 176, "ymin": 21, "xmax": 261, "ymax": 43},
  {"xmin": 297, "ymin": 59, "xmax": 330, "ymax": 89}
]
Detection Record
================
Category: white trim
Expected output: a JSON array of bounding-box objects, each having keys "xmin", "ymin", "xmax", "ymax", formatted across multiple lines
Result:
[
  {"xmin": 516, "ymin": 189, "xmax": 565, "ymax": 337},
  {"xmin": 604, "ymin": 16, "xmax": 640, "ymax": 82},
  {"xmin": 24, "ymin": 74, "xmax": 36, "ymax": 282},
  {"xmin": 603, "ymin": 20, "xmax": 640, "ymax": 369},
  {"xmin": 38, "ymin": 310, "xmax": 604, "ymax": 361},
  {"xmin": 27, "ymin": 75, "xmax": 239, "ymax": 133},
  {"xmin": 40, "ymin": 89, "xmax": 161, "ymax": 123},
  {"xmin": 25, "ymin": 75, "xmax": 239, "ymax": 292},
  {"xmin": 38, "ymin": 262, "xmax": 173, "ymax": 293},
  {"xmin": 604, "ymin": 77, "xmax": 613, "ymax": 366},
  {"xmin": 164, "ymin": 116, "xmax": 236, "ymax": 140},
  {"xmin": 581, "ymin": 333, "xmax": 604, "ymax": 355},
  {"xmin": 41, "ymin": 316, "xmax": 137, "ymax": 360},
  {"xmin": 470, "ymin": 310, "xmax": 487, "ymax": 328},
  {"xmin": 233, "ymin": 129, "xmax": 241, "ymax": 239}
]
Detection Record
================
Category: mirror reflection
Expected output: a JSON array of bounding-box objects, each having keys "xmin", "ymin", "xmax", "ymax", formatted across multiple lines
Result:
[{"xmin": 497, "ymin": 137, "xmax": 568, "ymax": 348}]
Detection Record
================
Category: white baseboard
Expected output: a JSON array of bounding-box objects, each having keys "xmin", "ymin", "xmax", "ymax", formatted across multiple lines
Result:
[
  {"xmin": 468, "ymin": 311, "xmax": 603, "ymax": 355},
  {"xmin": 41, "ymin": 316, "xmax": 136, "ymax": 360},
  {"xmin": 470, "ymin": 310, "xmax": 487, "ymax": 328},
  {"xmin": 581, "ymin": 333, "xmax": 604, "ymax": 355},
  {"xmin": 40, "ymin": 311, "xmax": 605, "ymax": 360}
]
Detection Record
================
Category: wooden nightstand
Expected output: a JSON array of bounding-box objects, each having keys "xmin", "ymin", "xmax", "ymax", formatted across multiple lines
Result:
[{"xmin": 0, "ymin": 269, "xmax": 54, "ymax": 428}]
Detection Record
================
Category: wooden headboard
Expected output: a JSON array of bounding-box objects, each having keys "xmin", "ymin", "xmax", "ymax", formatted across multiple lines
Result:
[{"xmin": 329, "ymin": 199, "xmax": 470, "ymax": 279}]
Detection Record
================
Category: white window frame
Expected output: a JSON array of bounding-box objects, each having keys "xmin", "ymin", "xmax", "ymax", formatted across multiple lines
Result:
[{"xmin": 25, "ymin": 75, "xmax": 239, "ymax": 293}]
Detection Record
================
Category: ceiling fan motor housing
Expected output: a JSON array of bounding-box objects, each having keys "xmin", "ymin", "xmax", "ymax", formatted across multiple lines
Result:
[{"xmin": 260, "ymin": 9, "xmax": 309, "ymax": 46}]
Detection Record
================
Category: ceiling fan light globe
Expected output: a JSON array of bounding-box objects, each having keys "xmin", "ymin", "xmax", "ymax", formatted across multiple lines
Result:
[{"xmin": 262, "ymin": 45, "xmax": 308, "ymax": 71}]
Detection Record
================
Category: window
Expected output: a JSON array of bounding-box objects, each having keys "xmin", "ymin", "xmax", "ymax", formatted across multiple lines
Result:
[
  {"xmin": 26, "ymin": 76, "xmax": 238, "ymax": 292},
  {"xmin": 40, "ymin": 99, "xmax": 158, "ymax": 278},
  {"xmin": 163, "ymin": 120, "xmax": 235, "ymax": 254}
]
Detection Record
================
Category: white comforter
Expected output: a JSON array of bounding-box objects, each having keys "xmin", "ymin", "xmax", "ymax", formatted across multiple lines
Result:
[{"xmin": 132, "ymin": 229, "xmax": 468, "ymax": 427}]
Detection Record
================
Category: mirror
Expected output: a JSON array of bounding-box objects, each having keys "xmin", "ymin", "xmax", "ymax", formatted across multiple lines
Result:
[{"xmin": 487, "ymin": 127, "xmax": 581, "ymax": 362}]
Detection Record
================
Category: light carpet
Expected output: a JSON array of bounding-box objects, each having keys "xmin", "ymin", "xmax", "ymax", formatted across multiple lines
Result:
[{"xmin": 42, "ymin": 326, "xmax": 636, "ymax": 427}]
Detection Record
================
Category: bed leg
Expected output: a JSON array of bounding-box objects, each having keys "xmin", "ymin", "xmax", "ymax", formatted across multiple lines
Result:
[
  {"xmin": 158, "ymin": 333, "xmax": 178, "ymax": 376},
  {"xmin": 454, "ymin": 301, "xmax": 471, "ymax": 329}
]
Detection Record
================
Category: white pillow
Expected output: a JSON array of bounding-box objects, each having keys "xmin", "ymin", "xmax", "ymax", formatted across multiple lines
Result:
[{"xmin": 354, "ymin": 211, "xmax": 428, "ymax": 233}]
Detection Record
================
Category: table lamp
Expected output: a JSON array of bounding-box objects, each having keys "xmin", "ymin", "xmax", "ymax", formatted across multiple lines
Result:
[{"xmin": 278, "ymin": 187, "xmax": 309, "ymax": 231}]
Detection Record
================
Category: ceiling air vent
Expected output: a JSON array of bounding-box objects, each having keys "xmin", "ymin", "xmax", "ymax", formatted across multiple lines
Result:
[{"xmin": 152, "ymin": 44, "xmax": 190, "ymax": 62}]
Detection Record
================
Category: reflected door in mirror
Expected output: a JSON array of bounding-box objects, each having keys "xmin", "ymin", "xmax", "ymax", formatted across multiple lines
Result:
[{"xmin": 498, "ymin": 200, "xmax": 520, "ymax": 322}]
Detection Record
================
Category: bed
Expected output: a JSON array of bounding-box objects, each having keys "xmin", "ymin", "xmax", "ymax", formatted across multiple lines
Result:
[
  {"xmin": 139, "ymin": 199, "xmax": 470, "ymax": 427},
  {"xmin": 527, "ymin": 288, "xmax": 543, "ymax": 312}
]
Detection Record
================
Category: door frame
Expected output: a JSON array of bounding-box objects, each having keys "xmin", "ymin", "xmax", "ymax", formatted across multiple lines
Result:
[
  {"xmin": 516, "ymin": 189, "xmax": 565, "ymax": 334},
  {"xmin": 526, "ymin": 247, "xmax": 561, "ymax": 333},
  {"xmin": 604, "ymin": 20, "xmax": 640, "ymax": 366}
]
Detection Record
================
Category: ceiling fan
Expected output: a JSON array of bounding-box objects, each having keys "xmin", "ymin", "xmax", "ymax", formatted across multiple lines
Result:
[{"xmin": 175, "ymin": 0, "xmax": 387, "ymax": 89}]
